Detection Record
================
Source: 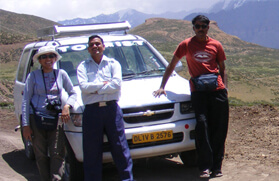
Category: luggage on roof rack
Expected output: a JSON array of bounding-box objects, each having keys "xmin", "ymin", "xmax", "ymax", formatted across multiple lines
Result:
[{"xmin": 37, "ymin": 21, "xmax": 131, "ymax": 39}]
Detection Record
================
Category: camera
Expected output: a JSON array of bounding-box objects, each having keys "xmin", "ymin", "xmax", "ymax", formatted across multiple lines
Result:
[{"xmin": 46, "ymin": 100, "xmax": 62, "ymax": 113}]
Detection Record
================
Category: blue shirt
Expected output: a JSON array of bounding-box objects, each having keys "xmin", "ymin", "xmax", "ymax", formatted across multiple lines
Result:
[
  {"xmin": 77, "ymin": 55, "xmax": 122, "ymax": 105},
  {"xmin": 22, "ymin": 69, "xmax": 77, "ymax": 126}
]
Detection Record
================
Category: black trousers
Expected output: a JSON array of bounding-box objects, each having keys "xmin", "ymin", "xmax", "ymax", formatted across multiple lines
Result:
[{"xmin": 191, "ymin": 89, "xmax": 229, "ymax": 171}]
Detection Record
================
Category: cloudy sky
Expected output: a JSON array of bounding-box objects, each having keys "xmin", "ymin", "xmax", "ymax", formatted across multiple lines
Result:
[{"xmin": 0, "ymin": 0, "xmax": 221, "ymax": 21}]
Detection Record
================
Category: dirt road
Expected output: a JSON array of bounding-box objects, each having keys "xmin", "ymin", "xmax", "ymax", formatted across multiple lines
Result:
[{"xmin": 0, "ymin": 105, "xmax": 278, "ymax": 181}]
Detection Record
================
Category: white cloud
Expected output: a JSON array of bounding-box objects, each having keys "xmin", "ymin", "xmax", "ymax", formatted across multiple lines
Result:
[{"xmin": 0, "ymin": 0, "xmax": 221, "ymax": 21}]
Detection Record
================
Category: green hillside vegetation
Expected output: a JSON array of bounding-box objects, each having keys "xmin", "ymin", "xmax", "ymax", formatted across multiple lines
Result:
[{"xmin": 129, "ymin": 18, "xmax": 279, "ymax": 104}]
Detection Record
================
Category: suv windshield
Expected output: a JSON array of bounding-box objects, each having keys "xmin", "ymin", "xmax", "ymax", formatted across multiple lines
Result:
[{"xmin": 57, "ymin": 40, "xmax": 166, "ymax": 85}]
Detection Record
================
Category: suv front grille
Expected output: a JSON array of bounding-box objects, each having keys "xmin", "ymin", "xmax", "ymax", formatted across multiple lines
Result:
[
  {"xmin": 122, "ymin": 103, "xmax": 174, "ymax": 124},
  {"xmin": 103, "ymin": 132, "xmax": 183, "ymax": 152}
]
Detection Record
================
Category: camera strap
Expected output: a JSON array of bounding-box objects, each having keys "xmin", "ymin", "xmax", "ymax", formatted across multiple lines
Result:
[{"xmin": 41, "ymin": 69, "xmax": 61, "ymax": 104}]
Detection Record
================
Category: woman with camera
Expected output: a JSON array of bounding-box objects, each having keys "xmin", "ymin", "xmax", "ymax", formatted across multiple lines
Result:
[{"xmin": 22, "ymin": 46, "xmax": 77, "ymax": 181}]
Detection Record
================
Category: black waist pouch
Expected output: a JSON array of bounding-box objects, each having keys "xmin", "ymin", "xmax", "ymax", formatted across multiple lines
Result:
[
  {"xmin": 191, "ymin": 74, "xmax": 218, "ymax": 91},
  {"xmin": 30, "ymin": 102, "xmax": 58, "ymax": 131},
  {"xmin": 33, "ymin": 111, "xmax": 59, "ymax": 131}
]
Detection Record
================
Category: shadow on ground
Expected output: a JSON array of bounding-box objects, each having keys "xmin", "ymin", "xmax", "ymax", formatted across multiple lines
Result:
[
  {"xmin": 102, "ymin": 157, "xmax": 207, "ymax": 181},
  {"xmin": 3, "ymin": 150, "xmax": 206, "ymax": 181},
  {"xmin": 2, "ymin": 149, "xmax": 40, "ymax": 181}
]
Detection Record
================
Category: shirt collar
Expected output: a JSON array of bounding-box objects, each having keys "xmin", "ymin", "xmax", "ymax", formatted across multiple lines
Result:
[{"xmin": 86, "ymin": 55, "xmax": 110, "ymax": 64}]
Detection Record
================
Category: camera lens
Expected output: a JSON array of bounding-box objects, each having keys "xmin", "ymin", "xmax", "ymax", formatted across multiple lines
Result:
[
  {"xmin": 46, "ymin": 100, "xmax": 61, "ymax": 113},
  {"xmin": 54, "ymin": 105, "xmax": 62, "ymax": 113},
  {"xmin": 46, "ymin": 103, "xmax": 53, "ymax": 110}
]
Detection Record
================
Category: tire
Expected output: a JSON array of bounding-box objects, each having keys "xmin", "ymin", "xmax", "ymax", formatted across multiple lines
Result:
[
  {"xmin": 20, "ymin": 120, "xmax": 35, "ymax": 160},
  {"xmin": 180, "ymin": 149, "xmax": 198, "ymax": 167},
  {"xmin": 64, "ymin": 136, "xmax": 84, "ymax": 181}
]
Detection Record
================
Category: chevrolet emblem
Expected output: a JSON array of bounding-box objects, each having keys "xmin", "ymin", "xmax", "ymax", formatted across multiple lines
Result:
[{"xmin": 143, "ymin": 110, "xmax": 155, "ymax": 116}]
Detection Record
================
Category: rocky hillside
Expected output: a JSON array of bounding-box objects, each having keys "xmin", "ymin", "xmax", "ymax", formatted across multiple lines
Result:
[
  {"xmin": 0, "ymin": 9, "xmax": 59, "ymax": 45},
  {"xmin": 0, "ymin": 9, "xmax": 60, "ymax": 63}
]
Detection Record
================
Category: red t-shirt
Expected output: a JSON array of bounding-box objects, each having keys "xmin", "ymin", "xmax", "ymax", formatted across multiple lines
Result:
[{"xmin": 174, "ymin": 36, "xmax": 226, "ymax": 91}]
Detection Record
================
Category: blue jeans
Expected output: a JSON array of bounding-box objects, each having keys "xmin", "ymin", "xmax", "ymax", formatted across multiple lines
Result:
[
  {"xmin": 82, "ymin": 101, "xmax": 133, "ymax": 181},
  {"xmin": 191, "ymin": 89, "xmax": 229, "ymax": 171}
]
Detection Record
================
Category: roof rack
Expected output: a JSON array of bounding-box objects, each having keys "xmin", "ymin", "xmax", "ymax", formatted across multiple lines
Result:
[{"xmin": 37, "ymin": 21, "xmax": 131, "ymax": 39}]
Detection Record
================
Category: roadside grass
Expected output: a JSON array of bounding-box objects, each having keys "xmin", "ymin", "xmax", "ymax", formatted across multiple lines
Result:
[
  {"xmin": 0, "ymin": 61, "xmax": 17, "ymax": 81},
  {"xmin": 0, "ymin": 102, "xmax": 14, "ymax": 109}
]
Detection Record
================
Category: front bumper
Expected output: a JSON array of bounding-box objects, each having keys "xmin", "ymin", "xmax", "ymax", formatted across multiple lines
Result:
[{"xmin": 64, "ymin": 118, "xmax": 196, "ymax": 162}]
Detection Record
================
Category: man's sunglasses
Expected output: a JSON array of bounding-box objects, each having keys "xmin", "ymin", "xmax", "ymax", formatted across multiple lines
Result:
[
  {"xmin": 194, "ymin": 24, "xmax": 208, "ymax": 29},
  {"xmin": 39, "ymin": 54, "xmax": 57, "ymax": 59}
]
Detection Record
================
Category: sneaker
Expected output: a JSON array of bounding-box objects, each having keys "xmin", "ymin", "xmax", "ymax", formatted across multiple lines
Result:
[
  {"xmin": 199, "ymin": 169, "xmax": 211, "ymax": 178},
  {"xmin": 211, "ymin": 170, "xmax": 223, "ymax": 177}
]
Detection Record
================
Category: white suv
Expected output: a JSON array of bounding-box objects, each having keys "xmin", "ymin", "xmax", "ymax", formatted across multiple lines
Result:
[{"xmin": 14, "ymin": 21, "xmax": 197, "ymax": 180}]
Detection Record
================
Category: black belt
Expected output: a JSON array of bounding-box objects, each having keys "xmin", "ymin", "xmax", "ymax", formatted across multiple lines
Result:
[{"xmin": 90, "ymin": 100, "xmax": 116, "ymax": 107}]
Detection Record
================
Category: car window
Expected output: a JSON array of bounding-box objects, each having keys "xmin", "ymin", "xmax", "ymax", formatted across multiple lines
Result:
[
  {"xmin": 17, "ymin": 50, "xmax": 30, "ymax": 82},
  {"xmin": 57, "ymin": 40, "xmax": 166, "ymax": 85},
  {"xmin": 29, "ymin": 50, "xmax": 41, "ymax": 75},
  {"xmin": 57, "ymin": 45, "xmax": 88, "ymax": 85}
]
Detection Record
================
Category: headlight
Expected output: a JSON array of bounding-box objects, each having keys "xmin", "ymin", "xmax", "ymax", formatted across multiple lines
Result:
[
  {"xmin": 70, "ymin": 113, "xmax": 83, "ymax": 127},
  {"xmin": 180, "ymin": 101, "xmax": 194, "ymax": 114}
]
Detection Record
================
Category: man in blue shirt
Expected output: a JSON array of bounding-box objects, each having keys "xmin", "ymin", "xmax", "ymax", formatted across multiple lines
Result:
[{"xmin": 77, "ymin": 35, "xmax": 134, "ymax": 181}]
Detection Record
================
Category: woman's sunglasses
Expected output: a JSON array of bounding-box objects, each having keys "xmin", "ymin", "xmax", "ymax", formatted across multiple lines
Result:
[
  {"xmin": 39, "ymin": 54, "xmax": 57, "ymax": 59},
  {"xmin": 194, "ymin": 24, "xmax": 208, "ymax": 29}
]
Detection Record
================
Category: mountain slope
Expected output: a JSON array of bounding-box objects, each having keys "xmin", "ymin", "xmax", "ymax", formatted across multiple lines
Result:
[
  {"xmin": 129, "ymin": 18, "xmax": 258, "ymax": 58},
  {"xmin": 0, "ymin": 9, "xmax": 60, "ymax": 44},
  {"xmin": 209, "ymin": 0, "xmax": 256, "ymax": 12},
  {"xmin": 185, "ymin": 0, "xmax": 279, "ymax": 49}
]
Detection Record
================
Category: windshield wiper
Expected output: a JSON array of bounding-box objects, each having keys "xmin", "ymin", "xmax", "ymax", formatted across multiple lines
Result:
[
  {"xmin": 137, "ymin": 69, "xmax": 165, "ymax": 75},
  {"xmin": 123, "ymin": 72, "xmax": 137, "ymax": 79},
  {"xmin": 123, "ymin": 69, "xmax": 165, "ymax": 79}
]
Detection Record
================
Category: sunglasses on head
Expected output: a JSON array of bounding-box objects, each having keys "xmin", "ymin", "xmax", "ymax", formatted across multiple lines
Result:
[
  {"xmin": 39, "ymin": 54, "xmax": 57, "ymax": 59},
  {"xmin": 194, "ymin": 24, "xmax": 208, "ymax": 29}
]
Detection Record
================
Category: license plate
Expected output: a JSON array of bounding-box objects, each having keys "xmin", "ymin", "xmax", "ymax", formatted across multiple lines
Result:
[{"xmin": 132, "ymin": 130, "xmax": 173, "ymax": 144}]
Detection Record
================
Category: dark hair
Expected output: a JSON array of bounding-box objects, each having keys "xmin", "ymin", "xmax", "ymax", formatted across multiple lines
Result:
[
  {"xmin": 88, "ymin": 35, "xmax": 104, "ymax": 45},
  {"xmin": 192, "ymin": 15, "xmax": 210, "ymax": 25}
]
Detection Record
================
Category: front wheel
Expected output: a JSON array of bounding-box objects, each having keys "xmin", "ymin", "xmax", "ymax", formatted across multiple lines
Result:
[
  {"xmin": 180, "ymin": 149, "xmax": 198, "ymax": 167},
  {"xmin": 64, "ymin": 135, "xmax": 84, "ymax": 181}
]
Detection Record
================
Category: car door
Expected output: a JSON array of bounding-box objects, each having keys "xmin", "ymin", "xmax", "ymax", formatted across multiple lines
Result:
[{"xmin": 14, "ymin": 48, "xmax": 40, "ymax": 121}]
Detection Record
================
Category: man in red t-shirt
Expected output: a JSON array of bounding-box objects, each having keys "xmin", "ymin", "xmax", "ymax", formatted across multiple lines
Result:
[{"xmin": 153, "ymin": 15, "xmax": 229, "ymax": 178}]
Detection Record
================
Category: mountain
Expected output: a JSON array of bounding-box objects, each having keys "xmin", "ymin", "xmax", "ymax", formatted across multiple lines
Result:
[
  {"xmin": 184, "ymin": 0, "xmax": 279, "ymax": 49},
  {"xmin": 208, "ymin": 0, "xmax": 256, "ymax": 12},
  {"xmin": 0, "ymin": 9, "xmax": 60, "ymax": 44},
  {"xmin": 58, "ymin": 0, "xmax": 278, "ymax": 49},
  {"xmin": 58, "ymin": 9, "xmax": 190, "ymax": 28},
  {"xmin": 0, "ymin": 9, "xmax": 60, "ymax": 65}
]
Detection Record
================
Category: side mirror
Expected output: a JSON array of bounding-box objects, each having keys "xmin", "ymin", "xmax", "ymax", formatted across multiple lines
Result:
[{"xmin": 174, "ymin": 60, "xmax": 183, "ymax": 72}]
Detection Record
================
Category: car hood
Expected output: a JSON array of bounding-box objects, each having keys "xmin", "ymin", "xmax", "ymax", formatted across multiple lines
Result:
[
  {"xmin": 118, "ymin": 75, "xmax": 191, "ymax": 108},
  {"xmin": 70, "ymin": 75, "xmax": 191, "ymax": 110}
]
